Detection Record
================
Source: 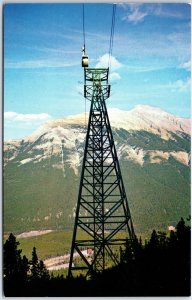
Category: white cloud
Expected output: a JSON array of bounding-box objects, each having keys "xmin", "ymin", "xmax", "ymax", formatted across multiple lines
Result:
[
  {"xmin": 152, "ymin": 5, "xmax": 184, "ymax": 18},
  {"xmin": 95, "ymin": 53, "xmax": 122, "ymax": 71},
  {"xmin": 5, "ymin": 112, "xmax": 51, "ymax": 123},
  {"xmin": 4, "ymin": 112, "xmax": 52, "ymax": 140},
  {"xmin": 121, "ymin": 4, "xmax": 185, "ymax": 24},
  {"xmin": 110, "ymin": 72, "xmax": 121, "ymax": 82},
  {"xmin": 179, "ymin": 60, "xmax": 191, "ymax": 71},
  {"xmin": 4, "ymin": 112, "xmax": 17, "ymax": 119},
  {"xmin": 126, "ymin": 7, "xmax": 148, "ymax": 24},
  {"xmin": 25, "ymin": 45, "xmax": 80, "ymax": 55},
  {"xmin": 5, "ymin": 59, "xmax": 79, "ymax": 69},
  {"xmin": 174, "ymin": 79, "xmax": 190, "ymax": 92},
  {"xmin": 125, "ymin": 64, "xmax": 168, "ymax": 73},
  {"xmin": 153, "ymin": 78, "xmax": 190, "ymax": 93},
  {"xmin": 170, "ymin": 78, "xmax": 190, "ymax": 92},
  {"xmin": 122, "ymin": 4, "xmax": 148, "ymax": 24}
]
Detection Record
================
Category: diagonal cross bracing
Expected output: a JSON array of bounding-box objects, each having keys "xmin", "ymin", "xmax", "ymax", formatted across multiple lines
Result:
[{"xmin": 68, "ymin": 68, "xmax": 135, "ymax": 278}]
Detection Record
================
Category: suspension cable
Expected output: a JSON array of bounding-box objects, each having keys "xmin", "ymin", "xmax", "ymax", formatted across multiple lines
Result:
[
  {"xmin": 83, "ymin": 3, "xmax": 86, "ymax": 49},
  {"xmin": 83, "ymin": 4, "xmax": 86, "ymax": 128},
  {"xmin": 84, "ymin": 95, "xmax": 87, "ymax": 129},
  {"xmin": 82, "ymin": 4, "xmax": 116, "ymax": 123},
  {"xmin": 108, "ymin": 4, "xmax": 116, "ymax": 76}
]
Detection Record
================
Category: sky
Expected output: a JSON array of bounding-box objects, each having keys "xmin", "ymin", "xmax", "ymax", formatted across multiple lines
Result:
[{"xmin": 4, "ymin": 3, "xmax": 191, "ymax": 140}]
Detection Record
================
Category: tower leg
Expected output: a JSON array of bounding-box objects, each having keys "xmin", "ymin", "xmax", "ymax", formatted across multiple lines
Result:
[{"xmin": 68, "ymin": 68, "xmax": 135, "ymax": 278}]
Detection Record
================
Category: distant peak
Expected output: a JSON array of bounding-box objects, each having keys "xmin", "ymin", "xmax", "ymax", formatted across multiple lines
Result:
[
  {"xmin": 7, "ymin": 104, "xmax": 190, "ymax": 143},
  {"xmin": 133, "ymin": 104, "xmax": 166, "ymax": 113}
]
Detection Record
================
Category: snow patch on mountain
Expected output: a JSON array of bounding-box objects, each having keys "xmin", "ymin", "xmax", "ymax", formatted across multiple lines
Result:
[
  {"xmin": 20, "ymin": 157, "xmax": 35, "ymax": 165},
  {"xmin": 170, "ymin": 151, "xmax": 190, "ymax": 166},
  {"xmin": 4, "ymin": 105, "xmax": 190, "ymax": 170},
  {"xmin": 4, "ymin": 140, "xmax": 22, "ymax": 164},
  {"xmin": 148, "ymin": 151, "xmax": 170, "ymax": 164},
  {"xmin": 108, "ymin": 105, "xmax": 190, "ymax": 140},
  {"xmin": 146, "ymin": 150, "xmax": 189, "ymax": 165},
  {"xmin": 118, "ymin": 144, "xmax": 145, "ymax": 165},
  {"xmin": 66, "ymin": 152, "xmax": 81, "ymax": 176},
  {"xmin": 37, "ymin": 105, "xmax": 190, "ymax": 139},
  {"xmin": 24, "ymin": 105, "xmax": 190, "ymax": 144},
  {"xmin": 117, "ymin": 146, "xmax": 190, "ymax": 166},
  {"xmin": 21, "ymin": 125, "xmax": 86, "ymax": 172}
]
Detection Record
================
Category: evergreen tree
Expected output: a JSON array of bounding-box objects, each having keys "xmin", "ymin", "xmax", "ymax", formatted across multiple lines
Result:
[
  {"xmin": 21, "ymin": 255, "xmax": 30, "ymax": 281},
  {"xmin": 3, "ymin": 233, "xmax": 22, "ymax": 281},
  {"xmin": 176, "ymin": 217, "xmax": 190, "ymax": 244},
  {"xmin": 149, "ymin": 230, "xmax": 159, "ymax": 248},
  {"xmin": 31, "ymin": 247, "xmax": 39, "ymax": 280},
  {"xmin": 30, "ymin": 247, "xmax": 50, "ymax": 281},
  {"xmin": 120, "ymin": 239, "xmax": 134, "ymax": 264},
  {"xmin": 38, "ymin": 260, "xmax": 50, "ymax": 280}
]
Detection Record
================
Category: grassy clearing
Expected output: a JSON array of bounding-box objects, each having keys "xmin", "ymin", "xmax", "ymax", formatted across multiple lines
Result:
[
  {"xmin": 18, "ymin": 231, "xmax": 73, "ymax": 260},
  {"xmin": 17, "ymin": 230, "xmax": 131, "ymax": 261}
]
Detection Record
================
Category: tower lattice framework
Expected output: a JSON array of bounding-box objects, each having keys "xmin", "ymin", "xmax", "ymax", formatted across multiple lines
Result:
[{"xmin": 68, "ymin": 68, "xmax": 135, "ymax": 278}]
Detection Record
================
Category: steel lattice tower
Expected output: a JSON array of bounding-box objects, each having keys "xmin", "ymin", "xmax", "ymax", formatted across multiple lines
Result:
[{"xmin": 68, "ymin": 68, "xmax": 135, "ymax": 278}]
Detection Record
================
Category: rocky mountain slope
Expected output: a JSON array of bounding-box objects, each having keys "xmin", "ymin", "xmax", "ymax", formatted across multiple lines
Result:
[{"xmin": 4, "ymin": 105, "xmax": 191, "ymax": 236}]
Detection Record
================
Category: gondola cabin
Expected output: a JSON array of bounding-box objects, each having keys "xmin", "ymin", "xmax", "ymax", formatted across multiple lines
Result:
[{"xmin": 82, "ymin": 54, "xmax": 88, "ymax": 67}]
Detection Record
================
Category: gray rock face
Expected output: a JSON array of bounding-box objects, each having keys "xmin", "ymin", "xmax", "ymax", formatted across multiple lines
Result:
[{"xmin": 3, "ymin": 105, "xmax": 191, "ymax": 235}]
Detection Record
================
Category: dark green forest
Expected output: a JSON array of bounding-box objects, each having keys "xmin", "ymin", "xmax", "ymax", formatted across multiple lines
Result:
[
  {"xmin": 3, "ymin": 218, "xmax": 191, "ymax": 297},
  {"xmin": 4, "ymin": 129, "xmax": 191, "ymax": 235}
]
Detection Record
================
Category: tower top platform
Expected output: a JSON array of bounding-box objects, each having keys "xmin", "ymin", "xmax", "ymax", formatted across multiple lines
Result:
[
  {"xmin": 84, "ymin": 68, "xmax": 109, "ymax": 83},
  {"xmin": 84, "ymin": 68, "xmax": 110, "ymax": 101}
]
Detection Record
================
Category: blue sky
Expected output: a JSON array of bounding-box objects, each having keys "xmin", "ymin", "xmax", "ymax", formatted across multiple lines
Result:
[{"xmin": 4, "ymin": 3, "xmax": 191, "ymax": 140}]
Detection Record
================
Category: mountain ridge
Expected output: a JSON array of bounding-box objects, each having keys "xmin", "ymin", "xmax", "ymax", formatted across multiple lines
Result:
[
  {"xmin": 24, "ymin": 104, "xmax": 191, "ymax": 143},
  {"xmin": 4, "ymin": 104, "xmax": 191, "ymax": 235}
]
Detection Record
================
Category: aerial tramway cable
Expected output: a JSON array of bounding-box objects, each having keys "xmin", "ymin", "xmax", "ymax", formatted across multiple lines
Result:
[
  {"xmin": 83, "ymin": 3, "xmax": 85, "ymax": 49},
  {"xmin": 82, "ymin": 4, "xmax": 116, "ymax": 71},
  {"xmin": 82, "ymin": 3, "xmax": 116, "ymax": 126},
  {"xmin": 82, "ymin": 4, "xmax": 87, "ymax": 129},
  {"xmin": 108, "ymin": 4, "xmax": 116, "ymax": 79}
]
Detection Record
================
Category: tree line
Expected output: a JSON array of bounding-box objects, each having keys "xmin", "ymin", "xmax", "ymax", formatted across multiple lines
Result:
[
  {"xmin": 3, "ymin": 233, "xmax": 49, "ymax": 284},
  {"xmin": 3, "ymin": 217, "xmax": 191, "ymax": 296}
]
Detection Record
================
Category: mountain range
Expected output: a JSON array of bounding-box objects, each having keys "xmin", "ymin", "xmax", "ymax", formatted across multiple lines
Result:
[{"xmin": 4, "ymin": 105, "xmax": 191, "ymax": 236}]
